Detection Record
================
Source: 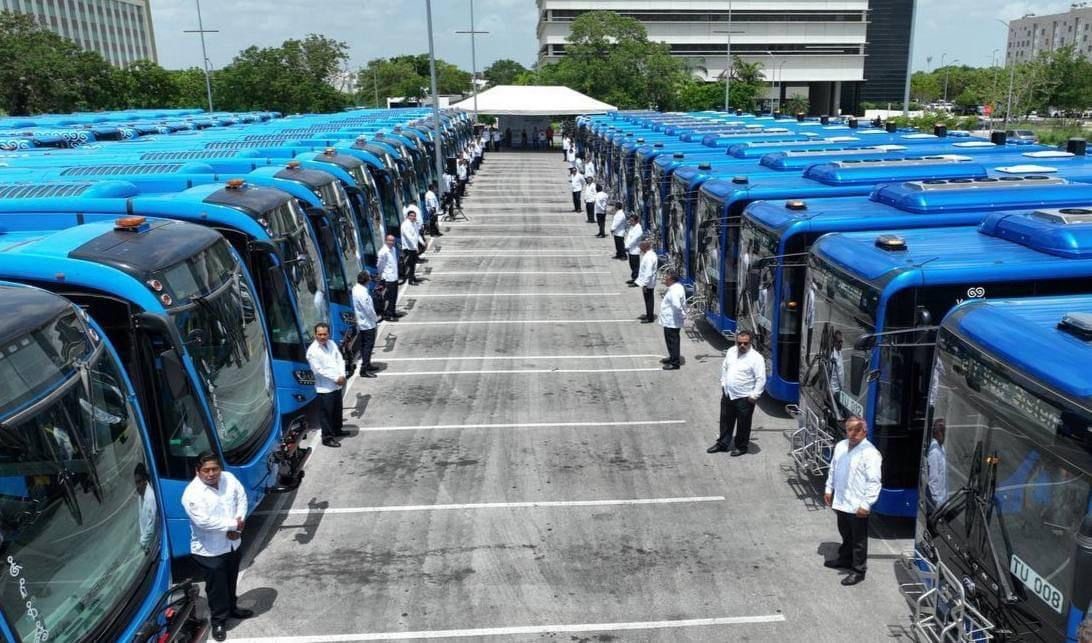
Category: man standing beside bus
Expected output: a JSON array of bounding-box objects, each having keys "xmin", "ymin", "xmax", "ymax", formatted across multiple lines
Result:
[
  {"xmin": 635, "ymin": 240, "xmax": 657, "ymax": 323},
  {"xmin": 400, "ymin": 209, "xmax": 422, "ymax": 286},
  {"xmin": 823, "ymin": 416, "xmax": 883, "ymax": 586},
  {"xmin": 569, "ymin": 167, "xmax": 585, "ymax": 213},
  {"xmin": 709, "ymin": 330, "xmax": 765, "ymax": 456},
  {"xmin": 182, "ymin": 452, "xmax": 251, "ymax": 641},
  {"xmin": 307, "ymin": 322, "xmax": 346, "ymax": 448},
  {"xmin": 659, "ymin": 270, "xmax": 685, "ymax": 370},
  {"xmin": 376, "ymin": 234, "xmax": 399, "ymax": 321},
  {"xmin": 352, "ymin": 271, "xmax": 379, "ymax": 378}
]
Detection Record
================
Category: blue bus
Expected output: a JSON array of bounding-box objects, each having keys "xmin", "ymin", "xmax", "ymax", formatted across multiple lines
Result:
[
  {"xmin": 737, "ymin": 177, "xmax": 1092, "ymax": 402},
  {"xmin": 0, "ymin": 281, "xmax": 205, "ymax": 641},
  {"xmin": 0, "ymin": 188, "xmax": 315, "ymax": 554},
  {"xmin": 905, "ymin": 295, "xmax": 1092, "ymax": 642},
  {"xmin": 796, "ymin": 207, "xmax": 1092, "ymax": 517},
  {"xmin": 691, "ymin": 154, "xmax": 1092, "ymax": 335}
]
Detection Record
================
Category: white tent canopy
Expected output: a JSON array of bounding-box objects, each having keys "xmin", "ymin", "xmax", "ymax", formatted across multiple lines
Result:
[{"xmin": 450, "ymin": 85, "xmax": 616, "ymax": 116}]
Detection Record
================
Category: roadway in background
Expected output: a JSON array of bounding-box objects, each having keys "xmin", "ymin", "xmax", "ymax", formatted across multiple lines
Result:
[{"xmin": 227, "ymin": 150, "xmax": 915, "ymax": 642}]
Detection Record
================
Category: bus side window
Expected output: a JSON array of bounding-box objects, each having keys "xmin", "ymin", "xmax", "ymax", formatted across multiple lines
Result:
[{"xmin": 142, "ymin": 331, "xmax": 211, "ymax": 479}]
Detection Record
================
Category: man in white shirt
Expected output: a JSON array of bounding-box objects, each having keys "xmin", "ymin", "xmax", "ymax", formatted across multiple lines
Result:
[
  {"xmin": 594, "ymin": 188, "xmax": 610, "ymax": 237},
  {"xmin": 609, "ymin": 202, "xmax": 627, "ymax": 255},
  {"xmin": 823, "ymin": 416, "xmax": 883, "ymax": 585},
  {"xmin": 569, "ymin": 167, "xmax": 585, "ymax": 213},
  {"xmin": 709, "ymin": 330, "xmax": 766, "ymax": 456},
  {"xmin": 659, "ymin": 270, "xmax": 686, "ymax": 370},
  {"xmin": 635, "ymin": 240, "xmax": 658, "ymax": 323},
  {"xmin": 582, "ymin": 178, "xmax": 597, "ymax": 224},
  {"xmin": 623, "ymin": 214, "xmax": 644, "ymax": 283},
  {"xmin": 400, "ymin": 209, "xmax": 422, "ymax": 286},
  {"xmin": 376, "ymin": 234, "xmax": 399, "ymax": 321},
  {"xmin": 134, "ymin": 462, "xmax": 157, "ymax": 553},
  {"xmin": 352, "ymin": 271, "xmax": 379, "ymax": 378},
  {"xmin": 424, "ymin": 182, "xmax": 442, "ymax": 236},
  {"xmin": 182, "ymin": 452, "xmax": 252, "ymax": 640},
  {"xmin": 306, "ymin": 322, "xmax": 346, "ymax": 448},
  {"xmin": 561, "ymin": 135, "xmax": 570, "ymax": 159},
  {"xmin": 583, "ymin": 159, "xmax": 596, "ymax": 181},
  {"xmin": 925, "ymin": 419, "xmax": 947, "ymax": 510},
  {"xmin": 456, "ymin": 158, "xmax": 469, "ymax": 199}
]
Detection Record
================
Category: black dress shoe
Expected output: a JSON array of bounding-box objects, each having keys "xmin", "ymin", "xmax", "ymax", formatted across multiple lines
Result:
[
  {"xmin": 231, "ymin": 608, "xmax": 255, "ymax": 619},
  {"xmin": 362, "ymin": 371, "xmax": 377, "ymax": 378},
  {"xmin": 706, "ymin": 443, "xmax": 729, "ymax": 453},
  {"xmin": 730, "ymin": 448, "xmax": 747, "ymax": 457},
  {"xmin": 409, "ymin": 280, "xmax": 422, "ymax": 285},
  {"xmin": 385, "ymin": 315, "xmax": 400, "ymax": 322},
  {"xmin": 660, "ymin": 357, "xmax": 671, "ymax": 363},
  {"xmin": 322, "ymin": 437, "xmax": 341, "ymax": 448},
  {"xmin": 662, "ymin": 363, "xmax": 680, "ymax": 370},
  {"xmin": 824, "ymin": 559, "xmax": 851, "ymax": 569},
  {"xmin": 212, "ymin": 624, "xmax": 227, "ymax": 641},
  {"xmin": 841, "ymin": 573, "xmax": 865, "ymax": 586},
  {"xmin": 418, "ymin": 258, "xmax": 428, "ymax": 263},
  {"xmin": 641, "ymin": 318, "xmax": 655, "ymax": 324},
  {"xmin": 628, "ymin": 283, "xmax": 639, "ymax": 288}
]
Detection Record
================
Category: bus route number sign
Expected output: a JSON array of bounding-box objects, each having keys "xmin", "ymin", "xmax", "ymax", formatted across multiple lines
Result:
[{"xmin": 1010, "ymin": 554, "xmax": 1064, "ymax": 614}]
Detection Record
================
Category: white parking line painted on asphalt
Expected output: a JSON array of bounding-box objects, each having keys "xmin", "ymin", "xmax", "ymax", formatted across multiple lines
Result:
[
  {"xmin": 427, "ymin": 253, "xmax": 605, "ymax": 257},
  {"xmin": 407, "ymin": 292, "xmax": 620, "ymax": 298},
  {"xmin": 378, "ymin": 367, "xmax": 664, "ymax": 376},
  {"xmin": 388, "ymin": 318, "xmax": 641, "ymax": 326},
  {"xmin": 435, "ymin": 235, "xmax": 587, "ymax": 239},
  {"xmin": 426, "ymin": 270, "xmax": 610, "ymax": 275},
  {"xmin": 382, "ymin": 353, "xmax": 661, "ymax": 362},
  {"xmin": 354, "ymin": 419, "xmax": 686, "ymax": 432},
  {"xmin": 229, "ymin": 614, "xmax": 786, "ymax": 642},
  {"xmin": 256, "ymin": 495, "xmax": 726, "ymax": 517}
]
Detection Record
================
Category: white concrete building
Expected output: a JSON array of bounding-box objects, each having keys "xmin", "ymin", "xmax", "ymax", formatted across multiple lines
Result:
[
  {"xmin": 1006, "ymin": 5, "xmax": 1092, "ymax": 64},
  {"xmin": 0, "ymin": 0, "xmax": 157, "ymax": 67},
  {"xmin": 536, "ymin": 0, "xmax": 893, "ymax": 112}
]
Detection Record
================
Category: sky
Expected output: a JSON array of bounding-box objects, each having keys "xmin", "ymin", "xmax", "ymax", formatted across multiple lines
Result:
[{"xmin": 150, "ymin": 0, "xmax": 1078, "ymax": 75}]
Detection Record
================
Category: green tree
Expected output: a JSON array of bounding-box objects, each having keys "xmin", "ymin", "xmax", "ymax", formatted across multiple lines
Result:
[
  {"xmin": 169, "ymin": 67, "xmax": 216, "ymax": 109},
  {"xmin": 216, "ymin": 34, "xmax": 350, "ymax": 113},
  {"xmin": 483, "ymin": 58, "xmax": 528, "ymax": 86},
  {"xmin": 355, "ymin": 55, "xmax": 470, "ymax": 106},
  {"xmin": 783, "ymin": 94, "xmax": 809, "ymax": 116},
  {"xmin": 536, "ymin": 11, "xmax": 685, "ymax": 109},
  {"xmin": 0, "ymin": 10, "xmax": 117, "ymax": 114},
  {"xmin": 116, "ymin": 60, "xmax": 180, "ymax": 108}
]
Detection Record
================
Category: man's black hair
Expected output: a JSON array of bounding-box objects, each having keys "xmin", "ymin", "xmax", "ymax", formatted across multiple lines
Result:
[
  {"xmin": 357, "ymin": 271, "xmax": 370, "ymax": 285},
  {"xmin": 195, "ymin": 451, "xmax": 221, "ymax": 469}
]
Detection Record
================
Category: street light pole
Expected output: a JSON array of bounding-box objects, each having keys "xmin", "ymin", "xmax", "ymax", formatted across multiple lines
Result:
[
  {"xmin": 713, "ymin": 3, "xmax": 742, "ymax": 112},
  {"xmin": 942, "ymin": 58, "xmax": 958, "ymax": 104},
  {"xmin": 902, "ymin": 0, "xmax": 916, "ymax": 117},
  {"xmin": 995, "ymin": 19, "xmax": 1016, "ymax": 127},
  {"xmin": 182, "ymin": 0, "xmax": 217, "ymax": 113},
  {"xmin": 456, "ymin": 0, "xmax": 489, "ymax": 124},
  {"xmin": 425, "ymin": 0, "xmax": 446, "ymax": 201}
]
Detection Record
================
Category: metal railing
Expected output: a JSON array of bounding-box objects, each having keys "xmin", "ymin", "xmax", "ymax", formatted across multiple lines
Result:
[
  {"xmin": 788, "ymin": 404, "xmax": 835, "ymax": 477},
  {"xmin": 897, "ymin": 551, "xmax": 997, "ymax": 642}
]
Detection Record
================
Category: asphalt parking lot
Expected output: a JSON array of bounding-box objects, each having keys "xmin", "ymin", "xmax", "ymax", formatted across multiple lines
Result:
[{"xmin": 227, "ymin": 151, "xmax": 916, "ymax": 642}]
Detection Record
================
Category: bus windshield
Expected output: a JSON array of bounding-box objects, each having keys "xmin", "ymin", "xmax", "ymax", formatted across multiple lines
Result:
[
  {"xmin": 0, "ymin": 312, "xmax": 158, "ymax": 642},
  {"xmin": 667, "ymin": 174, "xmax": 689, "ymax": 262},
  {"xmin": 317, "ymin": 181, "xmax": 360, "ymax": 270},
  {"xmin": 267, "ymin": 200, "xmax": 326, "ymax": 342},
  {"xmin": 159, "ymin": 240, "xmax": 275, "ymax": 457},
  {"xmin": 928, "ymin": 329, "xmax": 1092, "ymax": 623},
  {"xmin": 737, "ymin": 219, "xmax": 780, "ymax": 352},
  {"xmin": 693, "ymin": 192, "xmax": 722, "ymax": 312},
  {"xmin": 347, "ymin": 165, "xmax": 383, "ymax": 262},
  {"xmin": 648, "ymin": 165, "xmax": 664, "ymax": 241},
  {"xmin": 800, "ymin": 258, "xmax": 880, "ymax": 422}
]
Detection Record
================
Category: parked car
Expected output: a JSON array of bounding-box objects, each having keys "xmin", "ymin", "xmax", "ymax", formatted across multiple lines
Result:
[{"xmin": 1006, "ymin": 129, "xmax": 1038, "ymax": 143}]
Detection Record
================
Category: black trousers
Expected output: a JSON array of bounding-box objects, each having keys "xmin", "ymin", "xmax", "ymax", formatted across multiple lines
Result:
[
  {"xmin": 835, "ymin": 510, "xmax": 870, "ymax": 575},
  {"xmin": 193, "ymin": 548, "xmax": 241, "ymax": 626},
  {"xmin": 628, "ymin": 254, "xmax": 640, "ymax": 280},
  {"xmin": 382, "ymin": 280, "xmax": 398, "ymax": 318},
  {"xmin": 572, "ymin": 191, "xmax": 581, "ymax": 212},
  {"xmin": 596, "ymin": 212, "xmax": 607, "ymax": 236},
  {"xmin": 613, "ymin": 235, "xmax": 625, "ymax": 258},
  {"xmin": 642, "ymin": 287, "xmax": 654, "ymax": 320},
  {"xmin": 357, "ymin": 327, "xmax": 376, "ymax": 371},
  {"xmin": 457, "ymin": 179, "xmax": 467, "ymax": 198},
  {"xmin": 317, "ymin": 390, "xmax": 343, "ymax": 438},
  {"xmin": 718, "ymin": 393, "xmax": 756, "ymax": 449},
  {"xmin": 585, "ymin": 202, "xmax": 595, "ymax": 223},
  {"xmin": 403, "ymin": 249, "xmax": 419, "ymax": 283},
  {"xmin": 663, "ymin": 327, "xmax": 680, "ymax": 366}
]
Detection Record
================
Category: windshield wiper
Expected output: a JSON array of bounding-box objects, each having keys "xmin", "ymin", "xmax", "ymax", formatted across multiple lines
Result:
[{"xmin": 928, "ymin": 442, "xmax": 1020, "ymax": 605}]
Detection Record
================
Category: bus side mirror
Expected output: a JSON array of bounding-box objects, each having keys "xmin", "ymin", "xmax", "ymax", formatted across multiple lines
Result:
[
  {"xmin": 867, "ymin": 369, "xmax": 881, "ymax": 383},
  {"xmin": 916, "ymin": 306, "xmax": 933, "ymax": 326},
  {"xmin": 854, "ymin": 334, "xmax": 877, "ymax": 351},
  {"xmin": 849, "ymin": 355, "xmax": 867, "ymax": 394},
  {"xmin": 161, "ymin": 349, "xmax": 189, "ymax": 399}
]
